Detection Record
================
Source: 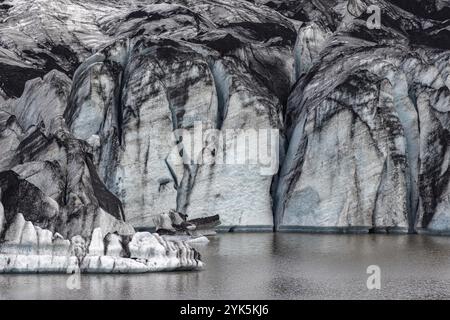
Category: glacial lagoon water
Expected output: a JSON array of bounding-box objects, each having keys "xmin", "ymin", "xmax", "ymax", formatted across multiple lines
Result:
[{"xmin": 1, "ymin": 233, "xmax": 450, "ymax": 300}]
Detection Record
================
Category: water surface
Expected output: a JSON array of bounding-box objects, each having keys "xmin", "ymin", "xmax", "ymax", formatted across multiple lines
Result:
[{"xmin": 1, "ymin": 233, "xmax": 450, "ymax": 299}]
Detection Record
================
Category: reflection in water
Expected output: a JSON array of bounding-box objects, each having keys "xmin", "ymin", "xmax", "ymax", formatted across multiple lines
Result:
[{"xmin": 1, "ymin": 233, "xmax": 450, "ymax": 299}]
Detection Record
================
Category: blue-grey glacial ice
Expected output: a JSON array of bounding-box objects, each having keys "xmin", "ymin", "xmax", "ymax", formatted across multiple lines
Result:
[{"xmin": 0, "ymin": 0, "xmax": 450, "ymax": 273}]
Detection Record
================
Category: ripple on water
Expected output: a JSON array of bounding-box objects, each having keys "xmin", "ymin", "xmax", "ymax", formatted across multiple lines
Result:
[{"xmin": 1, "ymin": 233, "xmax": 450, "ymax": 299}]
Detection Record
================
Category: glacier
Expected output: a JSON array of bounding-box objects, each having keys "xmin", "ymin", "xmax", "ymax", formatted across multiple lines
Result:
[{"xmin": 0, "ymin": 0, "xmax": 450, "ymax": 272}]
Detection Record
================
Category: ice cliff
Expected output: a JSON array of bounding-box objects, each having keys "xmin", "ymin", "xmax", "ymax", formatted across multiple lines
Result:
[{"xmin": 0, "ymin": 0, "xmax": 449, "ymax": 263}]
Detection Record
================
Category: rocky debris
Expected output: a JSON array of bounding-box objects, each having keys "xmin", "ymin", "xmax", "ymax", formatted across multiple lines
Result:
[
  {"xmin": 0, "ymin": 216, "xmax": 203, "ymax": 273},
  {"xmin": 188, "ymin": 215, "xmax": 221, "ymax": 229},
  {"xmin": 169, "ymin": 210, "xmax": 197, "ymax": 233},
  {"xmin": 188, "ymin": 214, "xmax": 221, "ymax": 237},
  {"xmin": 154, "ymin": 209, "xmax": 220, "ymax": 238},
  {"xmin": 153, "ymin": 212, "xmax": 177, "ymax": 235}
]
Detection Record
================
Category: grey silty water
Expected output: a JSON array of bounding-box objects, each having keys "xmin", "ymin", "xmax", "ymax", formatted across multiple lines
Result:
[{"xmin": 1, "ymin": 233, "xmax": 450, "ymax": 300}]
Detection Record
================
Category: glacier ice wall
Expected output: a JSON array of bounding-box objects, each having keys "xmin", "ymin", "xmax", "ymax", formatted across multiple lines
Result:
[{"xmin": 0, "ymin": 0, "xmax": 450, "ymax": 235}]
